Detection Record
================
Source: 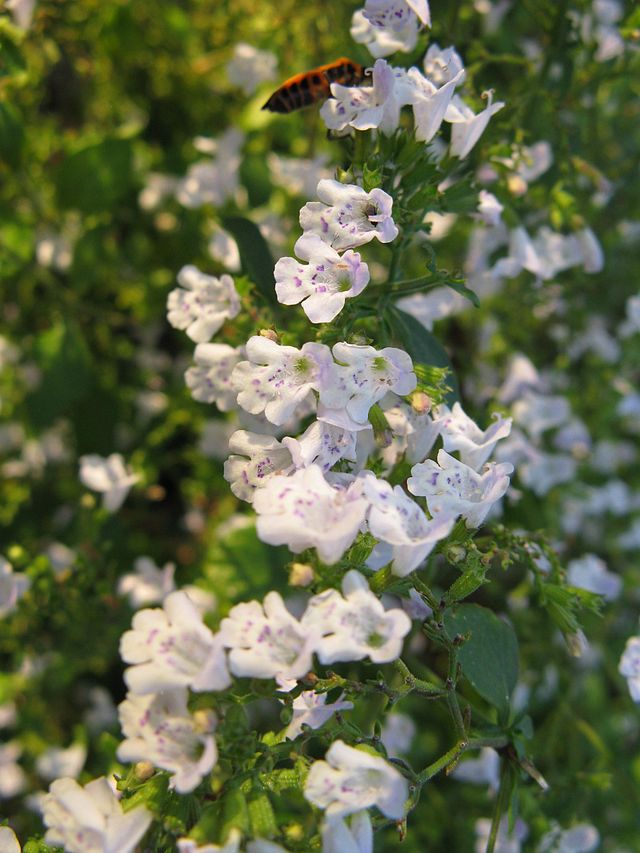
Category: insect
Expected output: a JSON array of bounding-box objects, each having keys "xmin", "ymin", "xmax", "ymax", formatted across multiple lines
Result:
[{"xmin": 262, "ymin": 58, "xmax": 366, "ymax": 114}]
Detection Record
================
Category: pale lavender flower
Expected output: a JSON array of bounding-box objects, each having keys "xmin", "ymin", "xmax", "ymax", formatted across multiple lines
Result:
[
  {"xmin": 321, "ymin": 811, "xmax": 373, "ymax": 853},
  {"xmin": 304, "ymin": 739, "xmax": 408, "ymax": 819},
  {"xmin": 223, "ymin": 430, "xmax": 293, "ymax": 502},
  {"xmin": 423, "ymin": 44, "xmax": 465, "ymax": 85},
  {"xmin": 118, "ymin": 690, "xmax": 217, "ymax": 793},
  {"xmin": 445, "ymin": 92, "xmax": 505, "ymax": 159},
  {"xmin": 300, "ymin": 180, "xmax": 398, "ymax": 251},
  {"xmin": 185, "ymin": 343, "xmax": 243, "ymax": 410},
  {"xmin": 275, "ymin": 233, "xmax": 370, "ymax": 323},
  {"xmin": 226, "ymin": 43, "xmax": 277, "ymax": 95},
  {"xmin": 619, "ymin": 636, "xmax": 640, "ymax": 702},
  {"xmin": 0, "ymin": 557, "xmax": 30, "ymax": 618},
  {"xmin": 566, "ymin": 554, "xmax": 621, "ymax": 601},
  {"xmin": 282, "ymin": 419, "xmax": 359, "ymax": 473},
  {"xmin": 436, "ymin": 402, "xmax": 512, "ymax": 470},
  {"xmin": 321, "ymin": 59, "xmax": 408, "ymax": 136},
  {"xmin": 350, "ymin": 8, "xmax": 419, "ymax": 57},
  {"xmin": 117, "ymin": 556, "xmax": 176, "ymax": 608},
  {"xmin": 79, "ymin": 453, "xmax": 139, "ymax": 512},
  {"xmin": 363, "ymin": 0, "xmax": 431, "ymax": 30},
  {"xmin": 167, "ymin": 266, "xmax": 240, "ymax": 343}
]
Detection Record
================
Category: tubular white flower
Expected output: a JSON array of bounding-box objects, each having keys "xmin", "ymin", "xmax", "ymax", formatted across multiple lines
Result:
[
  {"xmin": 281, "ymin": 683, "xmax": 354, "ymax": 740},
  {"xmin": 226, "ymin": 43, "xmax": 277, "ymax": 95},
  {"xmin": 185, "ymin": 343, "xmax": 243, "ymax": 410},
  {"xmin": 321, "ymin": 811, "xmax": 373, "ymax": 853},
  {"xmin": 300, "ymin": 180, "xmax": 399, "ymax": 251},
  {"xmin": 224, "ymin": 431, "xmax": 293, "ymax": 503},
  {"xmin": 232, "ymin": 336, "xmax": 332, "ymax": 426},
  {"xmin": 403, "ymin": 66, "xmax": 465, "ymax": 143},
  {"xmin": 380, "ymin": 397, "xmax": 441, "ymax": 465},
  {"xmin": 79, "ymin": 453, "xmax": 139, "ymax": 512},
  {"xmin": 306, "ymin": 570, "xmax": 411, "ymax": 664},
  {"xmin": 512, "ymin": 392, "xmax": 571, "ymax": 440},
  {"xmin": 350, "ymin": 9, "xmax": 419, "ymax": 58},
  {"xmin": 167, "ymin": 266, "xmax": 240, "ymax": 343},
  {"xmin": 436, "ymin": 402, "xmax": 512, "ymax": 470},
  {"xmin": 275, "ymin": 233, "xmax": 370, "ymax": 323},
  {"xmin": 618, "ymin": 636, "xmax": 640, "ymax": 701},
  {"xmin": 117, "ymin": 556, "xmax": 176, "ymax": 608},
  {"xmin": 319, "ymin": 343, "xmax": 416, "ymax": 428},
  {"xmin": 423, "ymin": 44, "xmax": 466, "ymax": 86},
  {"xmin": 321, "ymin": 60, "xmax": 408, "ymax": 136},
  {"xmin": 282, "ymin": 419, "xmax": 359, "ymax": 473},
  {"xmin": 408, "ymin": 449, "xmax": 513, "ymax": 528},
  {"xmin": 120, "ymin": 590, "xmax": 230, "ymax": 694},
  {"xmin": 42, "ymin": 776, "xmax": 152, "ymax": 853},
  {"xmin": 0, "ymin": 556, "xmax": 30, "ymax": 618},
  {"xmin": 363, "ymin": 0, "xmax": 431, "ymax": 31},
  {"xmin": 445, "ymin": 91, "xmax": 505, "ymax": 159},
  {"xmin": 364, "ymin": 476, "xmax": 455, "ymax": 575},
  {"xmin": 220, "ymin": 591, "xmax": 319, "ymax": 680},
  {"xmin": 253, "ymin": 466, "xmax": 369, "ymax": 564},
  {"xmin": 304, "ymin": 740, "xmax": 408, "ymax": 819},
  {"xmin": 118, "ymin": 690, "xmax": 217, "ymax": 794}
]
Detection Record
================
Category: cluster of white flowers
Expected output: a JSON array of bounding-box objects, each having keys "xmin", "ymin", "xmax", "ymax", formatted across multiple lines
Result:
[{"xmin": 320, "ymin": 49, "xmax": 503, "ymax": 160}]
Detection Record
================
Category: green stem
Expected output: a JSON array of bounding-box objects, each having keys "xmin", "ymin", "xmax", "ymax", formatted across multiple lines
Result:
[
  {"xmin": 486, "ymin": 759, "xmax": 512, "ymax": 853},
  {"xmin": 418, "ymin": 740, "xmax": 467, "ymax": 783}
]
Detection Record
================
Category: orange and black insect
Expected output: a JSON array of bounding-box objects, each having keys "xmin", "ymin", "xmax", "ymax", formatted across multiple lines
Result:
[{"xmin": 262, "ymin": 58, "xmax": 366, "ymax": 114}]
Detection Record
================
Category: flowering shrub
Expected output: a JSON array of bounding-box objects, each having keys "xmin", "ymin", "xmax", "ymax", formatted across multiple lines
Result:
[{"xmin": 1, "ymin": 0, "xmax": 640, "ymax": 851}]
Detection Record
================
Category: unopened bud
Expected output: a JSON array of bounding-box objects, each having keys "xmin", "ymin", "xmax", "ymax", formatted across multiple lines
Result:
[
  {"xmin": 446, "ymin": 545, "xmax": 467, "ymax": 564},
  {"xmin": 259, "ymin": 328, "xmax": 279, "ymax": 342},
  {"xmin": 134, "ymin": 761, "xmax": 155, "ymax": 781},
  {"xmin": 565, "ymin": 629, "xmax": 588, "ymax": 658},
  {"xmin": 193, "ymin": 709, "xmax": 217, "ymax": 734},
  {"xmin": 289, "ymin": 562, "xmax": 314, "ymax": 587},
  {"xmin": 410, "ymin": 391, "xmax": 431, "ymax": 414},
  {"xmin": 507, "ymin": 175, "xmax": 528, "ymax": 197}
]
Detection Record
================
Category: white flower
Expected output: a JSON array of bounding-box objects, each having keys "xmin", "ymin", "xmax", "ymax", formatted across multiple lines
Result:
[
  {"xmin": 223, "ymin": 430, "xmax": 293, "ymax": 502},
  {"xmin": 117, "ymin": 556, "xmax": 176, "ymax": 608},
  {"xmin": 321, "ymin": 59, "xmax": 408, "ymax": 136},
  {"xmin": 283, "ymin": 419, "xmax": 359, "ymax": 473},
  {"xmin": 167, "ymin": 266, "xmax": 240, "ymax": 344},
  {"xmin": 0, "ymin": 557, "xmax": 30, "ymax": 618},
  {"xmin": 36, "ymin": 232, "xmax": 73, "ymax": 271},
  {"xmin": 0, "ymin": 742, "xmax": 26, "ymax": 798},
  {"xmin": 619, "ymin": 636, "xmax": 640, "ymax": 702},
  {"xmin": 408, "ymin": 449, "xmax": 513, "ymax": 528},
  {"xmin": 177, "ymin": 829, "xmax": 242, "ymax": 853},
  {"xmin": 42, "ymin": 776, "xmax": 152, "ymax": 853},
  {"xmin": 402, "ymin": 66, "xmax": 464, "ymax": 143},
  {"xmin": 232, "ymin": 336, "xmax": 332, "ymax": 426},
  {"xmin": 176, "ymin": 130, "xmax": 243, "ymax": 209},
  {"xmin": 566, "ymin": 554, "xmax": 621, "ymax": 601},
  {"xmin": 120, "ymin": 590, "xmax": 230, "ymax": 694},
  {"xmin": 380, "ymin": 712, "xmax": 415, "ymax": 757},
  {"xmin": 364, "ymin": 477, "xmax": 455, "ymax": 575},
  {"xmin": 436, "ymin": 402, "xmax": 512, "ymax": 470},
  {"xmin": 350, "ymin": 9, "xmax": 419, "ymax": 58},
  {"xmin": 498, "ymin": 353, "xmax": 543, "ymax": 404},
  {"xmin": 300, "ymin": 180, "xmax": 399, "ymax": 251},
  {"xmin": 36, "ymin": 743, "xmax": 87, "ymax": 782},
  {"xmin": 619, "ymin": 294, "xmax": 640, "ymax": 338},
  {"xmin": 275, "ymin": 233, "xmax": 370, "ymax": 323},
  {"xmin": 363, "ymin": 0, "xmax": 431, "ymax": 30},
  {"xmin": 476, "ymin": 190, "xmax": 504, "ymax": 226},
  {"xmin": 319, "ymin": 343, "xmax": 416, "ymax": 428},
  {"xmin": 423, "ymin": 44, "xmax": 465, "ymax": 86},
  {"xmin": 5, "ymin": 0, "xmax": 36, "ymax": 30},
  {"xmin": 575, "ymin": 227, "xmax": 604, "ymax": 273},
  {"xmin": 512, "ymin": 392, "xmax": 571, "ymax": 440},
  {"xmin": 185, "ymin": 343, "xmax": 243, "ymax": 410},
  {"xmin": 538, "ymin": 822, "xmax": 600, "ymax": 853},
  {"xmin": 0, "ymin": 827, "xmax": 20, "ymax": 853},
  {"xmin": 226, "ymin": 43, "xmax": 277, "ymax": 95},
  {"xmin": 139, "ymin": 172, "xmax": 180, "ymax": 211},
  {"xmin": 451, "ymin": 747, "xmax": 500, "ymax": 791},
  {"xmin": 254, "ymin": 466, "xmax": 369, "ymax": 564},
  {"xmin": 268, "ymin": 153, "xmax": 333, "ymax": 199},
  {"xmin": 208, "ymin": 226, "xmax": 241, "ymax": 272},
  {"xmin": 84, "ymin": 687, "xmax": 118, "ymax": 734},
  {"xmin": 380, "ymin": 397, "xmax": 440, "ymax": 465},
  {"xmin": 79, "ymin": 454, "xmax": 139, "ymax": 512},
  {"xmin": 220, "ymin": 591, "xmax": 318, "ymax": 680},
  {"xmin": 321, "ymin": 811, "xmax": 373, "ymax": 853},
  {"xmin": 445, "ymin": 91, "xmax": 505, "ymax": 159},
  {"xmin": 307, "ymin": 570, "xmax": 411, "ymax": 664},
  {"xmin": 118, "ymin": 689, "xmax": 217, "ymax": 793},
  {"xmin": 283, "ymin": 688, "xmax": 354, "ymax": 740},
  {"xmin": 304, "ymin": 740, "xmax": 408, "ymax": 819}
]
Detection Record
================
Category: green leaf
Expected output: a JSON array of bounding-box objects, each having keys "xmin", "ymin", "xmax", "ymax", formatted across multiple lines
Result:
[
  {"xmin": 221, "ymin": 215, "xmax": 277, "ymax": 307},
  {"xmin": 219, "ymin": 789, "xmax": 250, "ymax": 839},
  {"xmin": 0, "ymin": 30, "xmax": 26, "ymax": 78},
  {"xmin": 444, "ymin": 603, "xmax": 519, "ymax": 720},
  {"xmin": 56, "ymin": 138, "xmax": 133, "ymax": 213},
  {"xmin": 387, "ymin": 307, "xmax": 460, "ymax": 403},
  {"xmin": 439, "ymin": 176, "xmax": 477, "ymax": 214},
  {"xmin": 26, "ymin": 320, "xmax": 93, "ymax": 428},
  {"xmin": 0, "ymin": 102, "xmax": 24, "ymax": 168},
  {"xmin": 445, "ymin": 279, "xmax": 480, "ymax": 308}
]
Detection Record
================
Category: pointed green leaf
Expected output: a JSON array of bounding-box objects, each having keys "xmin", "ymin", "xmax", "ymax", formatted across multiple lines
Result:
[{"xmin": 221, "ymin": 215, "xmax": 277, "ymax": 307}]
